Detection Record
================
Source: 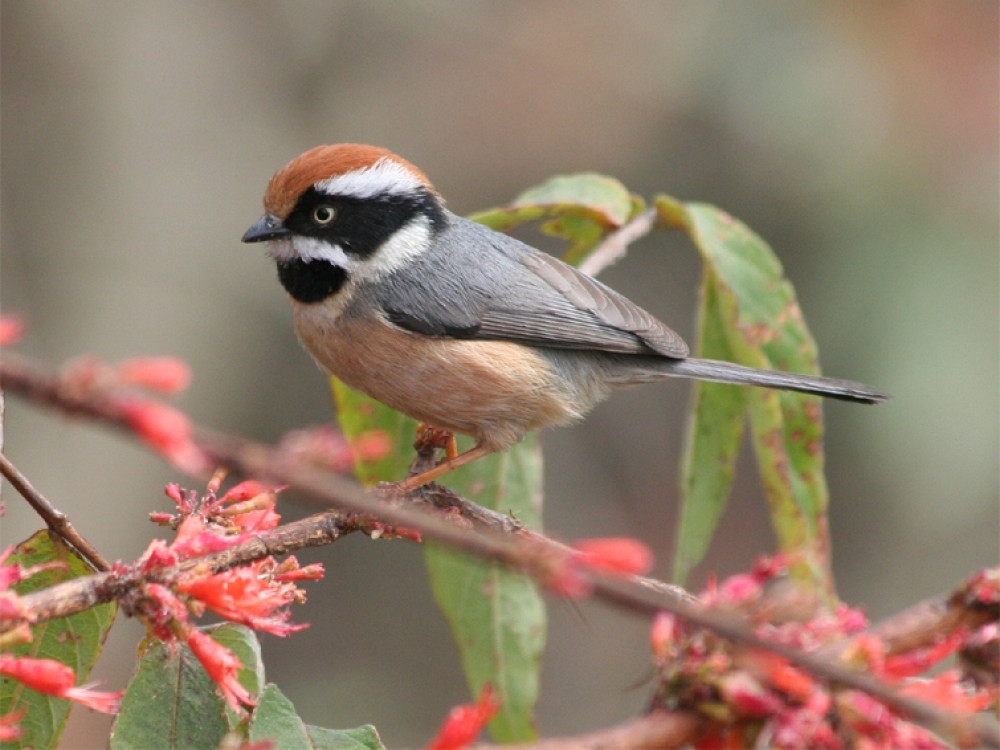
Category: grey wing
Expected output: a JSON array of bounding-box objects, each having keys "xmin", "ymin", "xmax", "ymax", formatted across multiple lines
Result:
[{"xmin": 374, "ymin": 214, "xmax": 689, "ymax": 358}]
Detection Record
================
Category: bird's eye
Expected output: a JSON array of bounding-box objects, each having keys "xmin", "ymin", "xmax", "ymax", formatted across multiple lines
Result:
[{"xmin": 312, "ymin": 205, "xmax": 336, "ymax": 225}]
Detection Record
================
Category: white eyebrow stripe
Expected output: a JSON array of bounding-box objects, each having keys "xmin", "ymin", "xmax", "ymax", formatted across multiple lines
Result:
[{"xmin": 315, "ymin": 158, "xmax": 425, "ymax": 200}]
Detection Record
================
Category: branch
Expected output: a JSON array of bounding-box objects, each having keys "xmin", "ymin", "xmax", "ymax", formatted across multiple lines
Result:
[
  {"xmin": 0, "ymin": 451, "xmax": 111, "ymax": 571},
  {"xmin": 472, "ymin": 709, "xmax": 704, "ymax": 750},
  {"xmin": 577, "ymin": 206, "xmax": 658, "ymax": 277},
  {"xmin": 9, "ymin": 510, "xmax": 360, "ymax": 625},
  {"xmin": 2, "ymin": 351, "xmax": 998, "ymax": 748}
]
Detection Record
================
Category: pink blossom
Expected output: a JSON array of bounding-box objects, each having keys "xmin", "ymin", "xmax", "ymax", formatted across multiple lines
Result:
[
  {"xmin": 170, "ymin": 516, "xmax": 251, "ymax": 558},
  {"xmin": 719, "ymin": 671, "xmax": 783, "ymax": 717},
  {"xmin": 0, "ymin": 315, "xmax": 25, "ymax": 347},
  {"xmin": 650, "ymin": 611, "xmax": 680, "ymax": 661},
  {"xmin": 115, "ymin": 356, "xmax": 192, "ymax": 395},
  {"xmin": 221, "ymin": 480, "xmax": 277, "ymax": 504},
  {"xmin": 117, "ymin": 396, "xmax": 209, "ymax": 474},
  {"xmin": 571, "ymin": 537, "xmax": 654, "ymax": 577}
]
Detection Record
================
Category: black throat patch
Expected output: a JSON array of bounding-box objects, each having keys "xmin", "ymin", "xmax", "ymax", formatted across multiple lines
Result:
[{"xmin": 276, "ymin": 259, "xmax": 348, "ymax": 304}]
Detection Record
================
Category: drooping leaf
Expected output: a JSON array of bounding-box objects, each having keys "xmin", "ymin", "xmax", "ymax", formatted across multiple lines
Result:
[
  {"xmin": 672, "ymin": 269, "xmax": 748, "ymax": 585},
  {"xmin": 248, "ymin": 684, "xmax": 384, "ymax": 749},
  {"xmin": 676, "ymin": 201, "xmax": 833, "ymax": 591},
  {"xmin": 423, "ymin": 433, "xmax": 545, "ymax": 742},
  {"xmin": 109, "ymin": 624, "xmax": 261, "ymax": 749},
  {"xmin": 0, "ymin": 531, "xmax": 116, "ymax": 750},
  {"xmin": 331, "ymin": 382, "xmax": 545, "ymax": 742},
  {"xmin": 469, "ymin": 173, "xmax": 640, "ymax": 264}
]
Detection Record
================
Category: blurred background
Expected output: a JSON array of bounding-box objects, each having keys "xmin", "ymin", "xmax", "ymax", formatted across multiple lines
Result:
[{"xmin": 2, "ymin": 2, "xmax": 997, "ymax": 746}]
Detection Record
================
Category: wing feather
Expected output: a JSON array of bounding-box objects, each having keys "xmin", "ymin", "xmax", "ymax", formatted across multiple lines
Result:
[{"xmin": 374, "ymin": 214, "xmax": 689, "ymax": 358}]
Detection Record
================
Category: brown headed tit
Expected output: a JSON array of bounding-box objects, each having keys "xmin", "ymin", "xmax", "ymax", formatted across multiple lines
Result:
[{"xmin": 242, "ymin": 144, "xmax": 886, "ymax": 491}]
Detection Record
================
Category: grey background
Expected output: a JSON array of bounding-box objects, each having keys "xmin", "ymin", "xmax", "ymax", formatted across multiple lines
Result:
[{"xmin": 2, "ymin": 2, "xmax": 997, "ymax": 747}]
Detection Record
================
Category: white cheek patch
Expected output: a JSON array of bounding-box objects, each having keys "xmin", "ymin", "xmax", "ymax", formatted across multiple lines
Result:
[
  {"xmin": 315, "ymin": 158, "xmax": 425, "ymax": 201},
  {"xmin": 355, "ymin": 216, "xmax": 433, "ymax": 282}
]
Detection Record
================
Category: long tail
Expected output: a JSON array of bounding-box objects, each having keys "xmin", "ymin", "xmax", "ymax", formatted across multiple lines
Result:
[{"xmin": 635, "ymin": 357, "xmax": 888, "ymax": 404}]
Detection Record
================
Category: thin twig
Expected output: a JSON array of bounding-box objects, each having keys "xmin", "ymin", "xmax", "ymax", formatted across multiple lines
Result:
[
  {"xmin": 0, "ymin": 450, "xmax": 111, "ymax": 571},
  {"xmin": 577, "ymin": 206, "xmax": 658, "ymax": 277}
]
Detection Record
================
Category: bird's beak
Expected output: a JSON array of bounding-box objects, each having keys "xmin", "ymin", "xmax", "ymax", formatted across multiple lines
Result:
[{"xmin": 242, "ymin": 214, "xmax": 290, "ymax": 243}]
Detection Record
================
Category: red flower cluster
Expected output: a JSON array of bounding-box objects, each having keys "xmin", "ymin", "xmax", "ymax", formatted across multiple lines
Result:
[
  {"xmin": 649, "ymin": 557, "xmax": 997, "ymax": 749},
  {"xmin": 130, "ymin": 479, "xmax": 323, "ymax": 711}
]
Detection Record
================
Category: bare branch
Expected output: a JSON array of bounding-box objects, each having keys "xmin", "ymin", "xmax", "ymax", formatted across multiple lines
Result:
[
  {"xmin": 471, "ymin": 709, "xmax": 704, "ymax": 749},
  {"xmin": 0, "ymin": 450, "xmax": 111, "ymax": 571},
  {"xmin": 577, "ymin": 206, "xmax": 658, "ymax": 277}
]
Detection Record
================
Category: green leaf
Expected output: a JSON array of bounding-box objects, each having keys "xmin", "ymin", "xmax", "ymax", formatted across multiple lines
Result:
[
  {"xmin": 330, "ymin": 383, "xmax": 546, "ymax": 742},
  {"xmin": 468, "ymin": 173, "xmax": 639, "ymax": 265},
  {"xmin": 249, "ymin": 685, "xmax": 311, "ymax": 749},
  {"xmin": 110, "ymin": 637, "xmax": 228, "ymax": 750},
  {"xmin": 248, "ymin": 684, "xmax": 384, "ymax": 749},
  {"xmin": 110, "ymin": 625, "xmax": 261, "ymax": 750},
  {"xmin": 679, "ymin": 202, "xmax": 833, "ymax": 590},
  {"xmin": 331, "ymin": 380, "xmax": 416, "ymax": 488},
  {"xmin": 0, "ymin": 531, "xmax": 117, "ymax": 750},
  {"xmin": 424, "ymin": 433, "xmax": 545, "ymax": 742},
  {"xmin": 305, "ymin": 723, "xmax": 384, "ymax": 750},
  {"xmin": 673, "ymin": 269, "xmax": 748, "ymax": 585}
]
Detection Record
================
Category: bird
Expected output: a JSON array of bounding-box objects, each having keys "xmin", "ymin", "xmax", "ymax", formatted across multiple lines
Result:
[{"xmin": 242, "ymin": 144, "xmax": 887, "ymax": 491}]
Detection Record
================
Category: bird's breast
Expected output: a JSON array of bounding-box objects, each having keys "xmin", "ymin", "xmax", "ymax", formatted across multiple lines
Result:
[{"xmin": 290, "ymin": 301, "xmax": 586, "ymax": 450}]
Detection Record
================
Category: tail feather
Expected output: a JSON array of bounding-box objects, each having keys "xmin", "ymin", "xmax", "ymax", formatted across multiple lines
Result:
[{"xmin": 640, "ymin": 357, "xmax": 888, "ymax": 404}]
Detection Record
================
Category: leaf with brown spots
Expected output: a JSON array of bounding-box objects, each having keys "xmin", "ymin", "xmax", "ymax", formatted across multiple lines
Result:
[{"xmin": 670, "ymin": 201, "xmax": 833, "ymax": 593}]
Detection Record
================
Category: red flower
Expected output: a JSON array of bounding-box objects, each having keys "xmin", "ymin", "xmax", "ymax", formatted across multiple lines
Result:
[
  {"xmin": 0, "ymin": 315, "xmax": 25, "ymax": 347},
  {"xmin": 177, "ymin": 561, "xmax": 308, "ymax": 636},
  {"xmin": 427, "ymin": 685, "xmax": 500, "ymax": 749},
  {"xmin": 571, "ymin": 537, "xmax": 654, "ymax": 576},
  {"xmin": 170, "ymin": 516, "xmax": 251, "ymax": 559},
  {"xmin": 0, "ymin": 709, "xmax": 25, "ymax": 741},
  {"xmin": 221, "ymin": 480, "xmax": 277, "ymax": 504},
  {"xmin": 115, "ymin": 356, "xmax": 192, "ymax": 395},
  {"xmin": 186, "ymin": 628, "xmax": 255, "ymax": 711},
  {"xmin": 273, "ymin": 560, "xmax": 325, "ymax": 582},
  {"xmin": 898, "ymin": 669, "xmax": 996, "ymax": 713},
  {"xmin": 0, "ymin": 655, "xmax": 122, "ymax": 714},
  {"xmin": 650, "ymin": 611, "xmax": 680, "ymax": 661},
  {"xmin": 117, "ymin": 396, "xmax": 208, "ymax": 474},
  {"xmin": 718, "ymin": 671, "xmax": 783, "ymax": 717}
]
